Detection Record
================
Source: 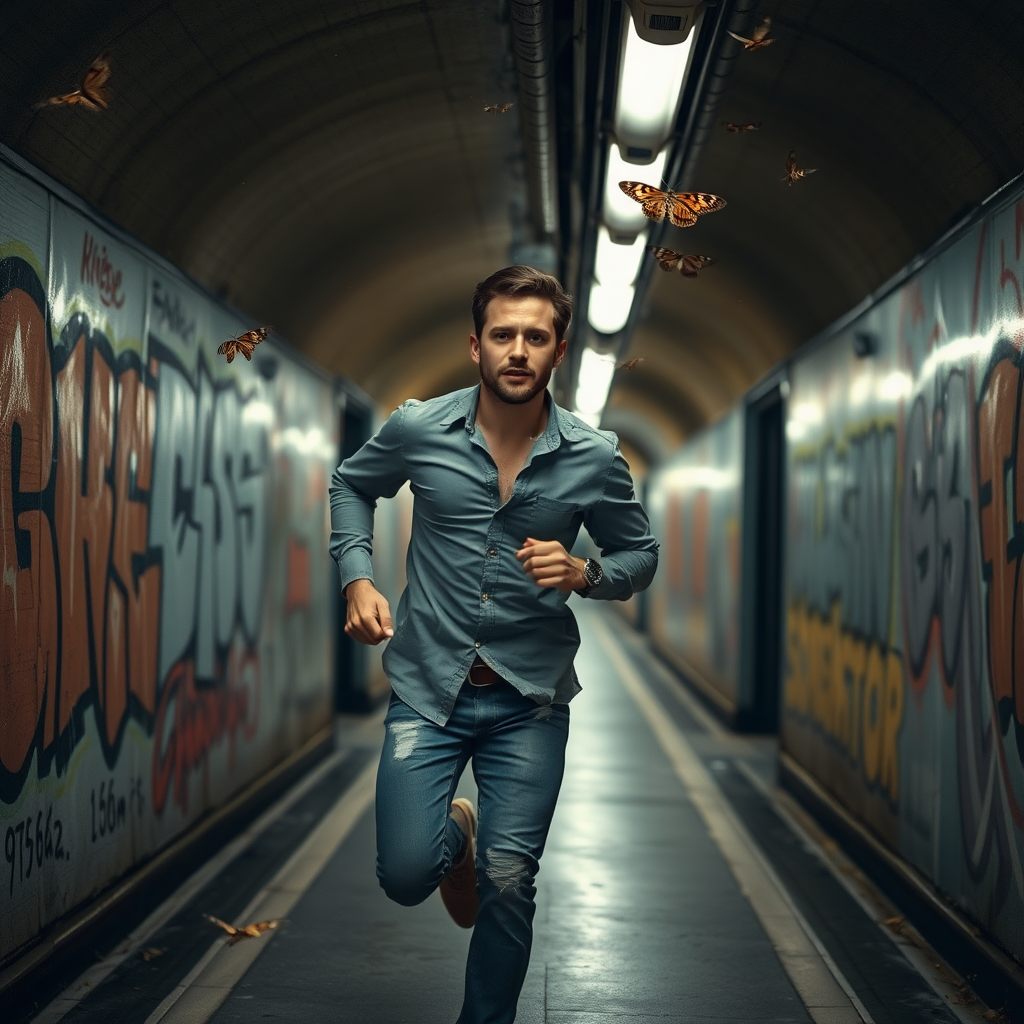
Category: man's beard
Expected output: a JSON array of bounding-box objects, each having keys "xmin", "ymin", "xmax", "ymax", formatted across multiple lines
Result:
[{"xmin": 479, "ymin": 361, "xmax": 551, "ymax": 405}]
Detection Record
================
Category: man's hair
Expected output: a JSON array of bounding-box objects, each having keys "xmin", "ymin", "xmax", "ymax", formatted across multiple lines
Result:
[{"xmin": 472, "ymin": 266, "xmax": 573, "ymax": 343}]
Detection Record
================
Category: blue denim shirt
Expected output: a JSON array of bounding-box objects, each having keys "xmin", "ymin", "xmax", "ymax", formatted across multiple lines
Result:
[{"xmin": 329, "ymin": 385, "xmax": 659, "ymax": 725}]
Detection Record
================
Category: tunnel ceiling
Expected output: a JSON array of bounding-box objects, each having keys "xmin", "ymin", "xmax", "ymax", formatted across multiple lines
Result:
[{"xmin": 2, "ymin": 0, "xmax": 1023, "ymax": 453}]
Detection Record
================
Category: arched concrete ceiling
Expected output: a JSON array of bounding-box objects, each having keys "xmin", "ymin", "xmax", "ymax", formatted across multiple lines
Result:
[
  {"xmin": 1, "ymin": 0, "xmax": 1022, "ymax": 458},
  {"xmin": 634, "ymin": 0, "xmax": 1024, "ymax": 442}
]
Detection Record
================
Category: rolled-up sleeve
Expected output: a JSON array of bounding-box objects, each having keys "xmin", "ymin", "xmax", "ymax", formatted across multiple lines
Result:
[
  {"xmin": 329, "ymin": 405, "xmax": 409, "ymax": 591},
  {"xmin": 581, "ymin": 444, "xmax": 659, "ymax": 601}
]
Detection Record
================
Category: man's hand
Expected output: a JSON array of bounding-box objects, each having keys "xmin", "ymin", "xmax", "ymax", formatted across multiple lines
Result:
[
  {"xmin": 516, "ymin": 538, "xmax": 588, "ymax": 593},
  {"xmin": 343, "ymin": 578, "xmax": 394, "ymax": 645}
]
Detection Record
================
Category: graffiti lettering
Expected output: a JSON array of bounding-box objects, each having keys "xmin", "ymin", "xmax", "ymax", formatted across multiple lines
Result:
[
  {"xmin": 978, "ymin": 349, "xmax": 1024, "ymax": 730},
  {"xmin": 90, "ymin": 775, "xmax": 143, "ymax": 842},
  {"xmin": 788, "ymin": 425, "xmax": 897, "ymax": 644},
  {"xmin": 898, "ymin": 234, "xmax": 1024, "ymax": 905},
  {"xmin": 148, "ymin": 359, "xmax": 268, "ymax": 685},
  {"xmin": 149, "ymin": 279, "xmax": 197, "ymax": 347},
  {"xmin": 5, "ymin": 807, "xmax": 65, "ymax": 895},
  {"xmin": 80, "ymin": 232, "xmax": 125, "ymax": 309},
  {"xmin": 785, "ymin": 601, "xmax": 903, "ymax": 802},
  {"xmin": 152, "ymin": 646, "xmax": 259, "ymax": 815},
  {"xmin": 1, "ymin": 258, "xmax": 269, "ymax": 815}
]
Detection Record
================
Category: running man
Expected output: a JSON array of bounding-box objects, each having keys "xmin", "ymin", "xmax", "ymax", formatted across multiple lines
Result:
[{"xmin": 329, "ymin": 265, "xmax": 659, "ymax": 1023}]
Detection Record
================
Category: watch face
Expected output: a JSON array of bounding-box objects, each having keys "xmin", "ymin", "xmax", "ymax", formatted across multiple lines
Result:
[{"xmin": 585, "ymin": 558, "xmax": 603, "ymax": 586}]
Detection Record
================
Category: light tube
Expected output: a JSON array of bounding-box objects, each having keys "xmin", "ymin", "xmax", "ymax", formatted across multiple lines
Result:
[
  {"xmin": 602, "ymin": 144, "xmax": 668, "ymax": 234},
  {"xmin": 594, "ymin": 226, "xmax": 647, "ymax": 286},
  {"xmin": 588, "ymin": 282, "xmax": 636, "ymax": 335},
  {"xmin": 575, "ymin": 347, "xmax": 618, "ymax": 422},
  {"xmin": 614, "ymin": 12, "xmax": 695, "ymax": 153}
]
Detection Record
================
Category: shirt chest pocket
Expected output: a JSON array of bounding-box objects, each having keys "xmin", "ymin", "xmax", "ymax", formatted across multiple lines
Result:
[{"xmin": 523, "ymin": 496, "xmax": 582, "ymax": 540}]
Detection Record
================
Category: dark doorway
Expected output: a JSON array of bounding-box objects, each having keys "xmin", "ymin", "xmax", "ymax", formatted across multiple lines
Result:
[
  {"xmin": 333, "ymin": 395, "xmax": 374, "ymax": 713},
  {"xmin": 742, "ymin": 384, "xmax": 786, "ymax": 732}
]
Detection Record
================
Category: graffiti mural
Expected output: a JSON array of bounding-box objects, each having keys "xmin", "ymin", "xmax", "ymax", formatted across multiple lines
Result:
[
  {"xmin": 647, "ymin": 407, "xmax": 743, "ymax": 710},
  {"xmin": 781, "ymin": 185, "xmax": 1024, "ymax": 958},
  {"xmin": 1, "ymin": 160, "xmax": 338, "ymax": 961}
]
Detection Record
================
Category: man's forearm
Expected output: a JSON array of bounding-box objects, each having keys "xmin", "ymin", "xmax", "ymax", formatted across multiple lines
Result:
[{"xmin": 329, "ymin": 469, "xmax": 378, "ymax": 590}]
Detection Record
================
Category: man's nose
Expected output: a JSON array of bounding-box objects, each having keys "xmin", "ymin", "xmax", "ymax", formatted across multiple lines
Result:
[{"xmin": 509, "ymin": 333, "xmax": 529, "ymax": 359}]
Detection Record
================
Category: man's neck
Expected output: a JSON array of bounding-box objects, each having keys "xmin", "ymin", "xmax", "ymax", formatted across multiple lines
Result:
[{"xmin": 475, "ymin": 384, "xmax": 549, "ymax": 444}]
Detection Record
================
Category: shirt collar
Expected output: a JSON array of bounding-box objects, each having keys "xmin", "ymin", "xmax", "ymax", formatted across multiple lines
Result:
[{"xmin": 438, "ymin": 384, "xmax": 583, "ymax": 446}]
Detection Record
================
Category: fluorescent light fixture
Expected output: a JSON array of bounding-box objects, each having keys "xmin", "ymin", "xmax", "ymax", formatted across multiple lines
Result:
[
  {"xmin": 603, "ymin": 144, "xmax": 667, "ymax": 234},
  {"xmin": 594, "ymin": 226, "xmax": 647, "ymax": 286},
  {"xmin": 614, "ymin": 11, "xmax": 696, "ymax": 153},
  {"xmin": 575, "ymin": 347, "xmax": 617, "ymax": 422},
  {"xmin": 588, "ymin": 282, "xmax": 635, "ymax": 335}
]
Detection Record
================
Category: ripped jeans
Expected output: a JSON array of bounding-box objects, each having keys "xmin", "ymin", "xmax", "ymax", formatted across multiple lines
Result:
[{"xmin": 375, "ymin": 681, "xmax": 570, "ymax": 1024}]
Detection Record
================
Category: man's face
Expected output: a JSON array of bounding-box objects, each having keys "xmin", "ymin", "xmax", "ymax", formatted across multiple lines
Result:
[{"xmin": 471, "ymin": 295, "xmax": 566, "ymax": 405}]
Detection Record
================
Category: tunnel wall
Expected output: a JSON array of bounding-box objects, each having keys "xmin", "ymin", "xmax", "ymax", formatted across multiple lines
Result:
[
  {"xmin": 646, "ymin": 407, "xmax": 744, "ymax": 712},
  {"xmin": 0, "ymin": 156, "xmax": 338, "ymax": 963},
  {"xmin": 646, "ymin": 177, "xmax": 1024, "ymax": 961},
  {"xmin": 780, "ymin": 181, "xmax": 1024, "ymax": 961}
]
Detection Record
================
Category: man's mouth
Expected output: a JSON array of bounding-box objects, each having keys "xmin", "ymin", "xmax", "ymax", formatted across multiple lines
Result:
[{"xmin": 501, "ymin": 369, "xmax": 533, "ymax": 380}]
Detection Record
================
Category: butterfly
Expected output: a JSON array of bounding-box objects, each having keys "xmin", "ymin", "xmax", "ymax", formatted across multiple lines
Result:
[
  {"xmin": 781, "ymin": 150, "xmax": 816, "ymax": 186},
  {"xmin": 722, "ymin": 121, "xmax": 761, "ymax": 133},
  {"xmin": 36, "ymin": 53, "xmax": 112, "ymax": 111},
  {"xmin": 646, "ymin": 247, "xmax": 717, "ymax": 277},
  {"xmin": 204, "ymin": 914, "xmax": 284, "ymax": 946},
  {"xmin": 218, "ymin": 326, "xmax": 272, "ymax": 363},
  {"xmin": 618, "ymin": 182, "xmax": 726, "ymax": 228},
  {"xmin": 728, "ymin": 17, "xmax": 774, "ymax": 50},
  {"xmin": 616, "ymin": 357, "xmax": 644, "ymax": 371},
  {"xmin": 484, "ymin": 103, "xmax": 514, "ymax": 113}
]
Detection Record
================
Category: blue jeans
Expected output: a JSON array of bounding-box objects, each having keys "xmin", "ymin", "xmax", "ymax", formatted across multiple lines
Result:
[{"xmin": 376, "ymin": 681, "xmax": 571, "ymax": 1024}]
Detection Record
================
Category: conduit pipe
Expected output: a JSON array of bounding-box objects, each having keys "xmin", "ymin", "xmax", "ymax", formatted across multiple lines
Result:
[
  {"xmin": 510, "ymin": 0, "xmax": 559, "ymax": 240},
  {"xmin": 670, "ymin": 0, "xmax": 760, "ymax": 191}
]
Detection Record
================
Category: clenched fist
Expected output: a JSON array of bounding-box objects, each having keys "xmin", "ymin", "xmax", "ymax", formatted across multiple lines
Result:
[
  {"xmin": 343, "ymin": 578, "xmax": 394, "ymax": 645},
  {"xmin": 516, "ymin": 537, "xmax": 588, "ymax": 593}
]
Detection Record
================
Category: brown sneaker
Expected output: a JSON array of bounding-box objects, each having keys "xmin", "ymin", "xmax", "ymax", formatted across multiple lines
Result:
[{"xmin": 439, "ymin": 798, "xmax": 478, "ymax": 928}]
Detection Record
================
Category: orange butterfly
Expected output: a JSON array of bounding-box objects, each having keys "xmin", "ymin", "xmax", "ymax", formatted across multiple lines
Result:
[
  {"xmin": 218, "ymin": 326, "xmax": 272, "ymax": 363},
  {"xmin": 484, "ymin": 103, "xmax": 514, "ymax": 113},
  {"xmin": 722, "ymin": 121, "xmax": 761, "ymax": 133},
  {"xmin": 204, "ymin": 914, "xmax": 283, "ymax": 946},
  {"xmin": 36, "ymin": 53, "xmax": 112, "ymax": 111},
  {"xmin": 616, "ymin": 357, "xmax": 644, "ymax": 371},
  {"xmin": 728, "ymin": 17, "xmax": 774, "ymax": 50},
  {"xmin": 647, "ymin": 247, "xmax": 717, "ymax": 277},
  {"xmin": 781, "ymin": 150, "xmax": 816, "ymax": 185},
  {"xmin": 618, "ymin": 182, "xmax": 726, "ymax": 228}
]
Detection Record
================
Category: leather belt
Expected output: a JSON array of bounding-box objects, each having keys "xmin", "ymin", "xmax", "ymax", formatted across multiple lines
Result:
[{"xmin": 468, "ymin": 659, "xmax": 505, "ymax": 687}]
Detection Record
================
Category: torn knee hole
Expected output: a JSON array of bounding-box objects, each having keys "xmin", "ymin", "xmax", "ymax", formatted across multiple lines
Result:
[{"xmin": 484, "ymin": 848, "xmax": 530, "ymax": 893}]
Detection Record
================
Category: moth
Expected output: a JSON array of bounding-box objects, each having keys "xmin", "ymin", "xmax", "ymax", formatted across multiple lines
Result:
[
  {"xmin": 722, "ymin": 121, "xmax": 761, "ymax": 133},
  {"xmin": 218, "ymin": 326, "xmax": 272, "ymax": 363},
  {"xmin": 618, "ymin": 182, "xmax": 726, "ymax": 228},
  {"xmin": 204, "ymin": 913, "xmax": 283, "ymax": 946},
  {"xmin": 616, "ymin": 357, "xmax": 644, "ymax": 371},
  {"xmin": 484, "ymin": 103, "xmax": 514, "ymax": 113},
  {"xmin": 36, "ymin": 53, "xmax": 111, "ymax": 111},
  {"xmin": 728, "ymin": 17, "xmax": 774, "ymax": 50},
  {"xmin": 646, "ymin": 247, "xmax": 717, "ymax": 278},
  {"xmin": 781, "ymin": 150, "xmax": 816, "ymax": 186}
]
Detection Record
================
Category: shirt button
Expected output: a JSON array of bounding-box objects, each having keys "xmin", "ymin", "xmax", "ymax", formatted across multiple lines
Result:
[
  {"xmin": 488, "ymin": 548, "xmax": 497, "ymax": 557},
  {"xmin": 475, "ymin": 642, "xmax": 482, "ymax": 648},
  {"xmin": 481, "ymin": 593, "xmax": 489, "ymax": 601}
]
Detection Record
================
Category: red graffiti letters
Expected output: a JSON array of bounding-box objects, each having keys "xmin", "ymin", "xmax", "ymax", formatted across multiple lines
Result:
[{"xmin": 80, "ymin": 231, "xmax": 125, "ymax": 309}]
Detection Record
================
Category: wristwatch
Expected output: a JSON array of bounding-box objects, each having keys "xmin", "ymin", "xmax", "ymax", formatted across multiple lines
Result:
[{"xmin": 576, "ymin": 557, "xmax": 604, "ymax": 596}]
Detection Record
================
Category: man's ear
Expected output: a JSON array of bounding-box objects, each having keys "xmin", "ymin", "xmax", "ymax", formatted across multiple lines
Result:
[
  {"xmin": 553, "ymin": 337, "xmax": 567, "ymax": 368},
  {"xmin": 469, "ymin": 333, "xmax": 481, "ymax": 365}
]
